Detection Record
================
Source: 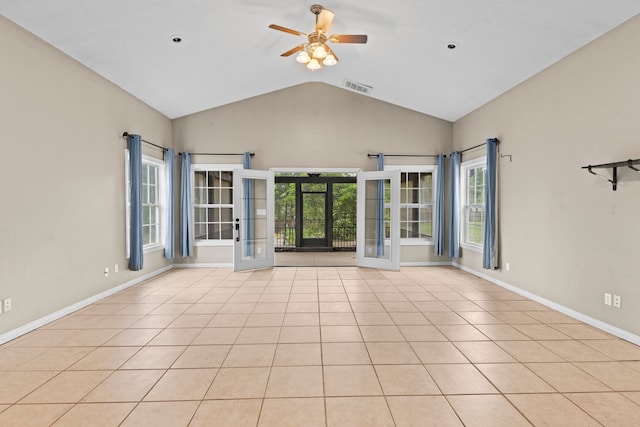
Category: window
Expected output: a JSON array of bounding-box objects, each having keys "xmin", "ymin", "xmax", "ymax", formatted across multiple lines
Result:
[
  {"xmin": 461, "ymin": 157, "xmax": 486, "ymax": 249},
  {"xmin": 141, "ymin": 163, "xmax": 160, "ymax": 246},
  {"xmin": 125, "ymin": 153, "xmax": 165, "ymax": 253},
  {"xmin": 192, "ymin": 165, "xmax": 239, "ymax": 245},
  {"xmin": 385, "ymin": 166, "xmax": 436, "ymax": 244}
]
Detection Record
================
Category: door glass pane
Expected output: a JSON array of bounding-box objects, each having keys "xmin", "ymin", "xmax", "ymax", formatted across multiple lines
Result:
[
  {"xmin": 302, "ymin": 192, "xmax": 325, "ymax": 239},
  {"xmin": 242, "ymin": 178, "xmax": 267, "ymax": 260},
  {"xmin": 364, "ymin": 179, "xmax": 390, "ymax": 260},
  {"xmin": 207, "ymin": 171, "xmax": 219, "ymax": 187}
]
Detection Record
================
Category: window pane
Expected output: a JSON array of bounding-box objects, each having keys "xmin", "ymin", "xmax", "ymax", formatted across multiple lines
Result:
[
  {"xmin": 420, "ymin": 221, "xmax": 432, "ymax": 237},
  {"xmin": 384, "ymin": 180, "xmax": 391, "ymax": 204},
  {"xmin": 420, "ymin": 207, "xmax": 432, "ymax": 221},
  {"xmin": 407, "ymin": 222, "xmax": 420, "ymax": 238},
  {"xmin": 209, "ymin": 188, "xmax": 218, "ymax": 204},
  {"xmin": 208, "ymin": 171, "xmax": 219, "ymax": 187},
  {"xmin": 149, "ymin": 225, "xmax": 157, "ymax": 244},
  {"xmin": 149, "ymin": 185, "xmax": 157, "ymax": 204},
  {"xmin": 408, "ymin": 207, "xmax": 419, "ymax": 221},
  {"xmin": 220, "ymin": 188, "xmax": 233, "ymax": 204},
  {"xmin": 468, "ymin": 169, "xmax": 476, "ymax": 187},
  {"xmin": 194, "ymin": 171, "xmax": 206, "ymax": 187},
  {"xmin": 400, "ymin": 188, "xmax": 408, "ymax": 204},
  {"xmin": 220, "ymin": 208, "xmax": 233, "ymax": 222},
  {"xmin": 209, "ymin": 207, "xmax": 219, "ymax": 222},
  {"xmin": 209, "ymin": 223, "xmax": 220, "ymax": 240},
  {"xmin": 221, "ymin": 223, "xmax": 234, "ymax": 239},
  {"xmin": 148, "ymin": 166, "xmax": 156, "ymax": 185},
  {"xmin": 142, "ymin": 206, "xmax": 150, "ymax": 224},
  {"xmin": 194, "ymin": 223, "xmax": 207, "ymax": 240},
  {"xmin": 143, "ymin": 226, "xmax": 150, "ymax": 245},
  {"xmin": 420, "ymin": 173, "xmax": 433, "ymax": 202},
  {"xmin": 194, "ymin": 207, "xmax": 206, "ymax": 222},
  {"xmin": 220, "ymin": 172, "xmax": 233, "ymax": 187},
  {"xmin": 194, "ymin": 188, "xmax": 204, "ymax": 204},
  {"xmin": 407, "ymin": 173, "xmax": 418, "ymax": 188}
]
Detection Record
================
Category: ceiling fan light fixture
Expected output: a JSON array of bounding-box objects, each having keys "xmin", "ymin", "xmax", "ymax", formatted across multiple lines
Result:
[
  {"xmin": 312, "ymin": 43, "xmax": 328, "ymax": 59},
  {"xmin": 307, "ymin": 58, "xmax": 322, "ymax": 70},
  {"xmin": 296, "ymin": 50, "xmax": 311, "ymax": 63},
  {"xmin": 323, "ymin": 53, "xmax": 337, "ymax": 66},
  {"xmin": 269, "ymin": 4, "xmax": 368, "ymax": 71}
]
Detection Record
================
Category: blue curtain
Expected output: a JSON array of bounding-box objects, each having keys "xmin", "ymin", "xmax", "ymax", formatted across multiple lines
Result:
[
  {"xmin": 180, "ymin": 153, "xmax": 192, "ymax": 257},
  {"xmin": 448, "ymin": 152, "xmax": 461, "ymax": 259},
  {"xmin": 128, "ymin": 134, "xmax": 143, "ymax": 271},
  {"xmin": 243, "ymin": 152, "xmax": 253, "ymax": 257},
  {"xmin": 376, "ymin": 153, "xmax": 385, "ymax": 257},
  {"xmin": 434, "ymin": 154, "xmax": 445, "ymax": 255},
  {"xmin": 483, "ymin": 138, "xmax": 499, "ymax": 269},
  {"xmin": 164, "ymin": 149, "xmax": 175, "ymax": 259}
]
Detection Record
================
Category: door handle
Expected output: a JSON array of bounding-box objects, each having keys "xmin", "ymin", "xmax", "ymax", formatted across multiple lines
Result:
[{"xmin": 235, "ymin": 218, "xmax": 240, "ymax": 242}]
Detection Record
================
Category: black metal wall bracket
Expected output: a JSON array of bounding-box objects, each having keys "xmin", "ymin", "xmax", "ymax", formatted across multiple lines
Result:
[{"xmin": 582, "ymin": 158, "xmax": 640, "ymax": 191}]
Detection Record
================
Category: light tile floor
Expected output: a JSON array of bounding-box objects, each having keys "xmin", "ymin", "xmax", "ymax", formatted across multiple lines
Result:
[{"xmin": 1, "ymin": 266, "xmax": 640, "ymax": 426}]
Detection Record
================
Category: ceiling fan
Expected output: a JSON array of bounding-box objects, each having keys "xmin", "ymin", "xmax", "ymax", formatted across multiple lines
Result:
[{"xmin": 269, "ymin": 4, "xmax": 368, "ymax": 70}]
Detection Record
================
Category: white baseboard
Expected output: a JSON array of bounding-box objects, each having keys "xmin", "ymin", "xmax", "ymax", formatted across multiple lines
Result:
[
  {"xmin": 175, "ymin": 263, "xmax": 233, "ymax": 268},
  {"xmin": 453, "ymin": 262, "xmax": 640, "ymax": 346},
  {"xmin": 401, "ymin": 262, "xmax": 454, "ymax": 267},
  {"xmin": 0, "ymin": 265, "xmax": 173, "ymax": 346}
]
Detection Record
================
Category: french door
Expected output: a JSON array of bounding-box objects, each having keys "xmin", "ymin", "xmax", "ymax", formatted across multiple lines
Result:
[
  {"xmin": 356, "ymin": 170, "xmax": 400, "ymax": 270},
  {"xmin": 233, "ymin": 169, "xmax": 274, "ymax": 271}
]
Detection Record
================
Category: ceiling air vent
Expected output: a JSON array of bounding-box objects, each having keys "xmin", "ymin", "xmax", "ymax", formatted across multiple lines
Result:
[{"xmin": 344, "ymin": 79, "xmax": 373, "ymax": 95}]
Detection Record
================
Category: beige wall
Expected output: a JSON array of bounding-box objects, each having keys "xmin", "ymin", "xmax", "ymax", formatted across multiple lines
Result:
[
  {"xmin": 173, "ymin": 82, "xmax": 453, "ymax": 265},
  {"xmin": 453, "ymin": 14, "xmax": 640, "ymax": 336},
  {"xmin": 0, "ymin": 17, "xmax": 173, "ymax": 337},
  {"xmin": 4, "ymin": 8, "xmax": 638, "ymax": 342}
]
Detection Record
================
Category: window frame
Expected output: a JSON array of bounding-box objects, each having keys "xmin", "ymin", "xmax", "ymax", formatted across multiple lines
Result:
[
  {"xmin": 191, "ymin": 163, "xmax": 242, "ymax": 247},
  {"xmin": 460, "ymin": 156, "xmax": 487, "ymax": 252},
  {"xmin": 384, "ymin": 165, "xmax": 437, "ymax": 246},
  {"xmin": 125, "ymin": 152, "xmax": 166, "ymax": 256}
]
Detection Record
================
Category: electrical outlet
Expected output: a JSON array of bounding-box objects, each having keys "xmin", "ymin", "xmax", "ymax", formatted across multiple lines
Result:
[
  {"xmin": 104, "ymin": 267, "xmax": 110, "ymax": 277},
  {"xmin": 613, "ymin": 295, "xmax": 621, "ymax": 308},
  {"xmin": 505, "ymin": 262, "xmax": 510, "ymax": 272},
  {"xmin": 604, "ymin": 293, "xmax": 612, "ymax": 306},
  {"xmin": 3, "ymin": 298, "xmax": 12, "ymax": 312},
  {"xmin": 114, "ymin": 264, "xmax": 119, "ymax": 273}
]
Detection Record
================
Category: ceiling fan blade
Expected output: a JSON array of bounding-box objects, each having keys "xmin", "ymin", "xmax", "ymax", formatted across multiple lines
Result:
[
  {"xmin": 268, "ymin": 24, "xmax": 305, "ymax": 37},
  {"xmin": 280, "ymin": 44, "xmax": 305, "ymax": 57},
  {"xmin": 315, "ymin": 8, "xmax": 335, "ymax": 34},
  {"xmin": 329, "ymin": 34, "xmax": 368, "ymax": 44}
]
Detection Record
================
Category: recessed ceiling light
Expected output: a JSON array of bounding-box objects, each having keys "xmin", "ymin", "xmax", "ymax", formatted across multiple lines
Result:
[
  {"xmin": 447, "ymin": 42, "xmax": 457, "ymax": 50},
  {"xmin": 170, "ymin": 34, "xmax": 183, "ymax": 43}
]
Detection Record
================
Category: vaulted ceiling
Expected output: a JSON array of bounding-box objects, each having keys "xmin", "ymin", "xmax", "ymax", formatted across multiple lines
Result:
[{"xmin": 2, "ymin": 0, "xmax": 640, "ymax": 121}]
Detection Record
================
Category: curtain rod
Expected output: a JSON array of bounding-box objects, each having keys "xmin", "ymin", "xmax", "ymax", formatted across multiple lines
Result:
[
  {"xmin": 456, "ymin": 139, "xmax": 500, "ymax": 155},
  {"xmin": 180, "ymin": 152, "xmax": 255, "ymax": 157},
  {"xmin": 122, "ymin": 132, "xmax": 168, "ymax": 152},
  {"xmin": 367, "ymin": 153, "xmax": 442, "ymax": 158}
]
